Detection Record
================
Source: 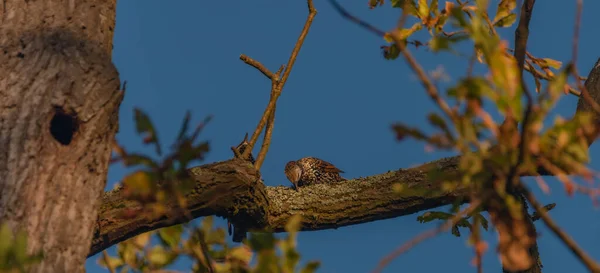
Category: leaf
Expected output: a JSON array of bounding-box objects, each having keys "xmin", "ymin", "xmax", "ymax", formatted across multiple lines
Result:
[
  {"xmin": 122, "ymin": 171, "xmax": 155, "ymax": 200},
  {"xmin": 121, "ymin": 153, "xmax": 159, "ymax": 169},
  {"xmin": 285, "ymin": 214, "xmax": 303, "ymax": 234},
  {"xmin": 134, "ymin": 108, "xmax": 162, "ymax": 156},
  {"xmin": 228, "ymin": 245, "xmax": 253, "ymax": 266},
  {"xmin": 176, "ymin": 111, "xmax": 192, "ymax": 143},
  {"xmin": 451, "ymin": 225, "xmax": 461, "ymax": 237},
  {"xmin": 133, "ymin": 232, "xmax": 152, "ymax": 249},
  {"xmin": 493, "ymin": 0, "xmax": 517, "ymax": 22},
  {"xmin": 417, "ymin": 211, "xmax": 454, "ymax": 223},
  {"xmin": 429, "ymin": 0, "xmax": 439, "ymax": 16},
  {"xmin": 418, "ymin": 0, "xmax": 428, "ymax": 19},
  {"xmin": 0, "ymin": 224, "xmax": 12, "ymax": 261},
  {"xmin": 147, "ymin": 246, "xmax": 176, "ymax": 268},
  {"xmin": 158, "ymin": 225, "xmax": 184, "ymax": 248},
  {"xmin": 301, "ymin": 261, "xmax": 321, "ymax": 273},
  {"xmin": 97, "ymin": 255, "xmax": 125, "ymax": 270},
  {"xmin": 474, "ymin": 213, "xmax": 489, "ymax": 231},
  {"xmin": 542, "ymin": 58, "xmax": 563, "ymax": 69},
  {"xmin": 548, "ymin": 67, "xmax": 569, "ymax": 100},
  {"xmin": 392, "ymin": 0, "xmax": 419, "ymax": 16},
  {"xmin": 494, "ymin": 13, "xmax": 517, "ymax": 27},
  {"xmin": 13, "ymin": 230, "xmax": 29, "ymax": 264},
  {"xmin": 392, "ymin": 124, "xmax": 429, "ymax": 141},
  {"xmin": 247, "ymin": 233, "xmax": 276, "ymax": 252}
]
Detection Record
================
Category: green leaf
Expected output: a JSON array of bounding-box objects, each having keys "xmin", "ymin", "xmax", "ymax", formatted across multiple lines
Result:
[
  {"xmin": 176, "ymin": 111, "xmax": 192, "ymax": 143},
  {"xmin": 494, "ymin": 13, "xmax": 517, "ymax": 27},
  {"xmin": 474, "ymin": 213, "xmax": 489, "ymax": 231},
  {"xmin": 301, "ymin": 261, "xmax": 321, "ymax": 273},
  {"xmin": 134, "ymin": 108, "xmax": 162, "ymax": 156},
  {"xmin": 417, "ymin": 211, "xmax": 453, "ymax": 223},
  {"xmin": 451, "ymin": 225, "xmax": 461, "ymax": 237},
  {"xmin": 247, "ymin": 233, "xmax": 276, "ymax": 252},
  {"xmin": 548, "ymin": 67, "xmax": 569, "ymax": 100},
  {"xmin": 542, "ymin": 58, "xmax": 563, "ymax": 69},
  {"xmin": 158, "ymin": 225, "xmax": 184, "ymax": 248},
  {"xmin": 493, "ymin": 0, "xmax": 517, "ymax": 22},
  {"xmin": 392, "ymin": 124, "xmax": 429, "ymax": 141},
  {"xmin": 13, "ymin": 230, "xmax": 29, "ymax": 264},
  {"xmin": 0, "ymin": 224, "xmax": 12, "ymax": 262},
  {"xmin": 147, "ymin": 246, "xmax": 176, "ymax": 268},
  {"xmin": 429, "ymin": 0, "xmax": 439, "ymax": 16},
  {"xmin": 392, "ymin": 0, "xmax": 419, "ymax": 16}
]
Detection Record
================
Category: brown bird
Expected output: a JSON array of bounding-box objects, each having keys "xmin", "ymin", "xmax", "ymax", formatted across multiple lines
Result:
[{"xmin": 284, "ymin": 157, "xmax": 346, "ymax": 190}]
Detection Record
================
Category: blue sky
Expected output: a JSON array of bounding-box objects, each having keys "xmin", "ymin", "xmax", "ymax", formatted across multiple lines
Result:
[{"xmin": 86, "ymin": 1, "xmax": 600, "ymax": 272}]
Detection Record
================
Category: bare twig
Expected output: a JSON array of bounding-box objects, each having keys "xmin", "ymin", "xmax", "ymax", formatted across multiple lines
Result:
[
  {"xmin": 239, "ymin": 54, "xmax": 275, "ymax": 80},
  {"xmin": 372, "ymin": 200, "xmax": 482, "ymax": 273},
  {"xmin": 241, "ymin": 0, "xmax": 317, "ymax": 170},
  {"xmin": 570, "ymin": 0, "xmax": 600, "ymax": 117},
  {"xmin": 506, "ymin": 0, "xmax": 537, "ymax": 187},
  {"xmin": 328, "ymin": 0, "xmax": 456, "ymax": 121},
  {"xmin": 571, "ymin": 0, "xmax": 582, "ymax": 68},
  {"xmin": 514, "ymin": 0, "xmax": 536, "ymax": 83},
  {"xmin": 254, "ymin": 66, "xmax": 283, "ymax": 170},
  {"xmin": 521, "ymin": 183, "xmax": 600, "ymax": 272}
]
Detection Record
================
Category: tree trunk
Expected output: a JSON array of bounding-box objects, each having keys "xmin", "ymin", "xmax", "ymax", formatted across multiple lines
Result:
[{"xmin": 0, "ymin": 1, "xmax": 121, "ymax": 272}]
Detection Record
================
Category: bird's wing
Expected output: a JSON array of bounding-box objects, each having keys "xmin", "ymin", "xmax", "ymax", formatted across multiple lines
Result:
[{"xmin": 316, "ymin": 158, "xmax": 344, "ymax": 173}]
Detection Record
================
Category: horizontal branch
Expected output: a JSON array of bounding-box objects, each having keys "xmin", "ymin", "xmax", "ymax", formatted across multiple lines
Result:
[{"xmin": 89, "ymin": 156, "xmax": 469, "ymax": 257}]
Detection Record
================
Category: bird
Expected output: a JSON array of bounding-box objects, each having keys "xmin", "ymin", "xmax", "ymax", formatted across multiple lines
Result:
[{"xmin": 284, "ymin": 157, "xmax": 346, "ymax": 190}]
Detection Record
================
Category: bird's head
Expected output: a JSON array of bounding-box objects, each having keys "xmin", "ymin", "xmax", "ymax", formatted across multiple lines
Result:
[{"xmin": 284, "ymin": 161, "xmax": 302, "ymax": 185}]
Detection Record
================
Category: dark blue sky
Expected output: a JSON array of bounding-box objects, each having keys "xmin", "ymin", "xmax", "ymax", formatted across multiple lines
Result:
[{"xmin": 87, "ymin": 1, "xmax": 600, "ymax": 272}]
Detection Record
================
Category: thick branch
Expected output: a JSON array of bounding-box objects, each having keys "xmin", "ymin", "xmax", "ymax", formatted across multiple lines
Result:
[{"xmin": 90, "ymin": 156, "xmax": 469, "ymax": 257}]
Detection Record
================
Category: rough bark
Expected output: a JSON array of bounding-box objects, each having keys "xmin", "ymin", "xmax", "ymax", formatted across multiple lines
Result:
[
  {"xmin": 0, "ymin": 1, "xmax": 122, "ymax": 272},
  {"xmin": 90, "ymin": 156, "xmax": 468, "ymax": 256}
]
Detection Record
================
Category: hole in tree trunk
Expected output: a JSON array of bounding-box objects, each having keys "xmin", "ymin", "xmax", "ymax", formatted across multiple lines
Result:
[{"xmin": 50, "ymin": 107, "xmax": 79, "ymax": 145}]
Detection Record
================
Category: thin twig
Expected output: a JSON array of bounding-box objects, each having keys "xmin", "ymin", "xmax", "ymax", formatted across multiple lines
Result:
[
  {"xmin": 372, "ymin": 200, "xmax": 482, "ymax": 273},
  {"xmin": 570, "ymin": 0, "xmax": 600, "ymax": 117},
  {"xmin": 513, "ymin": 0, "xmax": 536, "ymax": 84},
  {"xmin": 521, "ymin": 183, "xmax": 600, "ymax": 272},
  {"xmin": 254, "ymin": 65, "xmax": 284, "ymax": 170},
  {"xmin": 242, "ymin": 0, "xmax": 317, "ymax": 168},
  {"xmin": 506, "ymin": 0, "xmax": 537, "ymax": 186},
  {"xmin": 328, "ymin": 0, "xmax": 456, "ymax": 121},
  {"xmin": 198, "ymin": 230, "xmax": 215, "ymax": 273},
  {"xmin": 239, "ymin": 54, "xmax": 275, "ymax": 80}
]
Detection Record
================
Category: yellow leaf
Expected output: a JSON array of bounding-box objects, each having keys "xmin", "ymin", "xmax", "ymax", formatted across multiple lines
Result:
[
  {"xmin": 429, "ymin": 0, "xmax": 439, "ymax": 16},
  {"xmin": 542, "ymin": 58, "xmax": 563, "ymax": 69},
  {"xmin": 494, "ymin": 13, "xmax": 517, "ymax": 27},
  {"xmin": 285, "ymin": 214, "xmax": 303, "ymax": 233},
  {"xmin": 392, "ymin": 22, "xmax": 423, "ymax": 41},
  {"xmin": 133, "ymin": 232, "xmax": 151, "ymax": 249},
  {"xmin": 228, "ymin": 245, "xmax": 253, "ymax": 265},
  {"xmin": 493, "ymin": 0, "xmax": 517, "ymax": 22},
  {"xmin": 383, "ymin": 32, "xmax": 394, "ymax": 43},
  {"xmin": 418, "ymin": 0, "xmax": 428, "ymax": 18}
]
